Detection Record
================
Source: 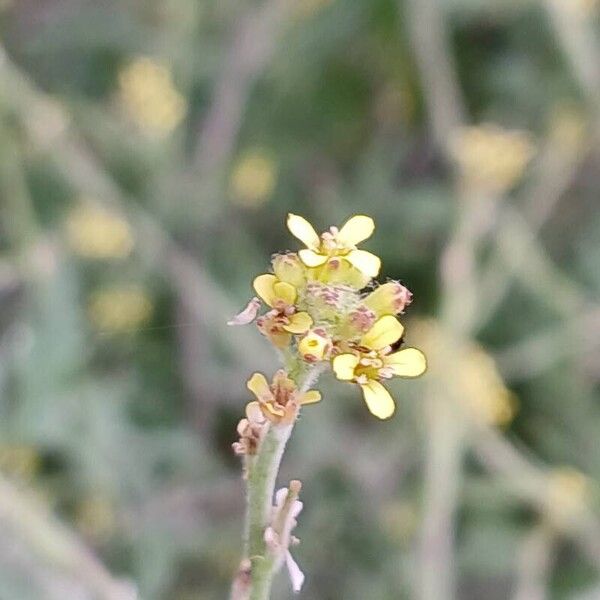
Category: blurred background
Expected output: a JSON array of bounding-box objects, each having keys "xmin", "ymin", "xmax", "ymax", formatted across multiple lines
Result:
[{"xmin": 0, "ymin": 0, "xmax": 599, "ymax": 599}]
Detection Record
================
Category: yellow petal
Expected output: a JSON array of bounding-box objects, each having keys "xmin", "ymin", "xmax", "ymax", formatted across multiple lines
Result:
[
  {"xmin": 253, "ymin": 274, "xmax": 277, "ymax": 307},
  {"xmin": 384, "ymin": 348, "xmax": 427, "ymax": 377},
  {"xmin": 346, "ymin": 250, "xmax": 381, "ymax": 277},
  {"xmin": 247, "ymin": 372, "xmax": 273, "ymax": 403},
  {"xmin": 360, "ymin": 380, "xmax": 395, "ymax": 419},
  {"xmin": 337, "ymin": 215, "xmax": 375, "ymax": 247},
  {"xmin": 299, "ymin": 390, "xmax": 322, "ymax": 405},
  {"xmin": 283, "ymin": 311, "xmax": 313, "ymax": 334},
  {"xmin": 361, "ymin": 315, "xmax": 404, "ymax": 350},
  {"xmin": 332, "ymin": 353, "xmax": 360, "ymax": 380},
  {"xmin": 298, "ymin": 249, "xmax": 328, "ymax": 267},
  {"xmin": 273, "ymin": 281, "xmax": 297, "ymax": 305},
  {"xmin": 287, "ymin": 213, "xmax": 320, "ymax": 250}
]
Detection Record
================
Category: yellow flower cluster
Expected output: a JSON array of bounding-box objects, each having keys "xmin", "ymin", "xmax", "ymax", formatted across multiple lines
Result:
[
  {"xmin": 117, "ymin": 56, "xmax": 187, "ymax": 136},
  {"xmin": 88, "ymin": 287, "xmax": 153, "ymax": 333},
  {"xmin": 413, "ymin": 319, "xmax": 517, "ymax": 427},
  {"xmin": 449, "ymin": 123, "xmax": 535, "ymax": 194},
  {"xmin": 65, "ymin": 203, "xmax": 134, "ymax": 259},
  {"xmin": 231, "ymin": 214, "xmax": 426, "ymax": 421},
  {"xmin": 458, "ymin": 345, "xmax": 517, "ymax": 427}
]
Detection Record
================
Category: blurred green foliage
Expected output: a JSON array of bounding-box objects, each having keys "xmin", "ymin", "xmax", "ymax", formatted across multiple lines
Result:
[{"xmin": 0, "ymin": 0, "xmax": 599, "ymax": 599}]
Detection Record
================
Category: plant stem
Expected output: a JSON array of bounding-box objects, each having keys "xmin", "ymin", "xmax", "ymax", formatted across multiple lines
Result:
[
  {"xmin": 242, "ymin": 423, "xmax": 293, "ymax": 600},
  {"xmin": 233, "ymin": 365, "xmax": 321, "ymax": 600}
]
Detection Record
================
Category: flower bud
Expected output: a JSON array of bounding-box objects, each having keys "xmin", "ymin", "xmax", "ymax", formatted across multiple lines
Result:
[
  {"xmin": 348, "ymin": 305, "xmax": 377, "ymax": 333},
  {"xmin": 272, "ymin": 253, "xmax": 306, "ymax": 288},
  {"xmin": 298, "ymin": 328, "xmax": 332, "ymax": 362},
  {"xmin": 363, "ymin": 281, "xmax": 413, "ymax": 316}
]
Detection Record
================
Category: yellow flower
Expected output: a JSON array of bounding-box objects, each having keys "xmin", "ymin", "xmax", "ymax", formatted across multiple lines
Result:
[
  {"xmin": 253, "ymin": 273, "xmax": 313, "ymax": 348},
  {"xmin": 247, "ymin": 371, "xmax": 321, "ymax": 425},
  {"xmin": 66, "ymin": 203, "xmax": 134, "ymax": 259},
  {"xmin": 287, "ymin": 213, "xmax": 381, "ymax": 278},
  {"xmin": 332, "ymin": 315, "xmax": 426, "ymax": 419},
  {"xmin": 230, "ymin": 150, "xmax": 277, "ymax": 208},
  {"xmin": 545, "ymin": 468, "xmax": 590, "ymax": 529},
  {"xmin": 117, "ymin": 56, "xmax": 187, "ymax": 136},
  {"xmin": 449, "ymin": 124, "xmax": 535, "ymax": 193},
  {"xmin": 88, "ymin": 287, "xmax": 153, "ymax": 333},
  {"xmin": 298, "ymin": 328, "xmax": 332, "ymax": 362}
]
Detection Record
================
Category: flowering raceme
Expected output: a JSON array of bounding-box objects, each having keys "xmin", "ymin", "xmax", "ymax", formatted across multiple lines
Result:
[
  {"xmin": 230, "ymin": 214, "xmax": 426, "ymax": 420},
  {"xmin": 229, "ymin": 214, "xmax": 426, "ymax": 598}
]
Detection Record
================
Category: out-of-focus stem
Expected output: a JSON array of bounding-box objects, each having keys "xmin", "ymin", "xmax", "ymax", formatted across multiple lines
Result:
[
  {"xmin": 0, "ymin": 475, "xmax": 136, "ymax": 600},
  {"xmin": 418, "ymin": 388, "xmax": 464, "ymax": 600},
  {"xmin": 513, "ymin": 523, "xmax": 554, "ymax": 600}
]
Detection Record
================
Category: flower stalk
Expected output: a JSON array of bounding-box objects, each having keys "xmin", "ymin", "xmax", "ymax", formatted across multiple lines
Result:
[{"xmin": 229, "ymin": 214, "xmax": 427, "ymax": 597}]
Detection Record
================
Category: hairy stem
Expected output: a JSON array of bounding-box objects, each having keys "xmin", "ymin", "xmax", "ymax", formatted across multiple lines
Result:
[
  {"xmin": 232, "ymin": 365, "xmax": 319, "ymax": 600},
  {"xmin": 240, "ymin": 423, "xmax": 292, "ymax": 600}
]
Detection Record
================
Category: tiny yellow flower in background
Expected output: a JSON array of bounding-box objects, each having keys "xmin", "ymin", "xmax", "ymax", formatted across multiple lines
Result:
[
  {"xmin": 548, "ymin": 104, "xmax": 587, "ymax": 151},
  {"xmin": 76, "ymin": 495, "xmax": 116, "ymax": 540},
  {"xmin": 545, "ymin": 467, "xmax": 590, "ymax": 529},
  {"xmin": 287, "ymin": 213, "xmax": 381, "ymax": 278},
  {"xmin": 117, "ymin": 56, "xmax": 187, "ymax": 136},
  {"xmin": 458, "ymin": 345, "xmax": 518, "ymax": 427},
  {"xmin": 230, "ymin": 150, "xmax": 277, "ymax": 208},
  {"xmin": 333, "ymin": 315, "xmax": 426, "ymax": 419},
  {"xmin": 449, "ymin": 123, "xmax": 535, "ymax": 194},
  {"xmin": 412, "ymin": 319, "xmax": 517, "ymax": 427},
  {"xmin": 247, "ymin": 371, "xmax": 321, "ymax": 425},
  {"xmin": 0, "ymin": 444, "xmax": 40, "ymax": 481},
  {"xmin": 88, "ymin": 286, "xmax": 153, "ymax": 333},
  {"xmin": 65, "ymin": 203, "xmax": 134, "ymax": 259}
]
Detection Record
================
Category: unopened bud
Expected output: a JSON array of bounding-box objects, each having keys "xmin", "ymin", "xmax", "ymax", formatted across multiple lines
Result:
[
  {"xmin": 363, "ymin": 281, "xmax": 413, "ymax": 316},
  {"xmin": 298, "ymin": 328, "xmax": 332, "ymax": 362}
]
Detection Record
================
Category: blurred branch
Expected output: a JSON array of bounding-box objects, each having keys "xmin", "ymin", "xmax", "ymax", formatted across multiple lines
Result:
[
  {"xmin": 513, "ymin": 524, "xmax": 554, "ymax": 600},
  {"xmin": 191, "ymin": 0, "xmax": 294, "ymax": 175},
  {"xmin": 542, "ymin": 0, "xmax": 600, "ymax": 123},
  {"xmin": 473, "ymin": 426, "xmax": 600, "ymax": 573},
  {"xmin": 495, "ymin": 307, "xmax": 600, "ymax": 382},
  {"xmin": 0, "ymin": 476, "xmax": 136, "ymax": 600},
  {"xmin": 403, "ymin": 1, "xmax": 470, "ymax": 596},
  {"xmin": 404, "ymin": 0, "xmax": 466, "ymax": 148},
  {"xmin": 476, "ymin": 128, "xmax": 590, "ymax": 328}
]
